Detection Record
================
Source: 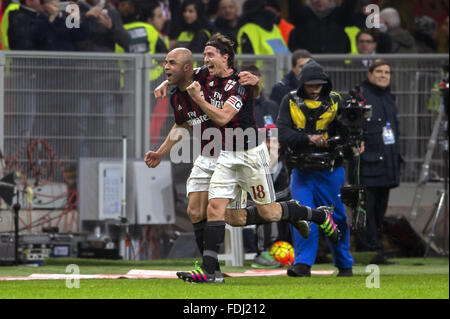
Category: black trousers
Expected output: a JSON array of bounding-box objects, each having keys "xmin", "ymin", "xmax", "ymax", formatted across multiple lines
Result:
[{"xmin": 356, "ymin": 186, "xmax": 390, "ymax": 251}]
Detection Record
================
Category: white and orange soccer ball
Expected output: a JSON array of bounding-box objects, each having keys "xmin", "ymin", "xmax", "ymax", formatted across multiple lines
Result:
[{"xmin": 269, "ymin": 241, "xmax": 295, "ymax": 266}]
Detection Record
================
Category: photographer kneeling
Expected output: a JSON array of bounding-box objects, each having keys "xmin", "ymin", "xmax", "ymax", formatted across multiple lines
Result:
[{"xmin": 278, "ymin": 60, "xmax": 360, "ymax": 277}]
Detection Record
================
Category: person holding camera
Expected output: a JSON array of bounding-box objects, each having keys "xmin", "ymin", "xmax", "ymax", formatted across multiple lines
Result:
[
  {"xmin": 352, "ymin": 59, "xmax": 401, "ymax": 265},
  {"xmin": 277, "ymin": 59, "xmax": 355, "ymax": 277}
]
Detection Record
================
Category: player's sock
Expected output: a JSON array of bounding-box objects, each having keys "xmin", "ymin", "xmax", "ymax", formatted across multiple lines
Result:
[
  {"xmin": 280, "ymin": 200, "xmax": 326, "ymax": 224},
  {"xmin": 192, "ymin": 220, "xmax": 206, "ymax": 255},
  {"xmin": 244, "ymin": 205, "xmax": 271, "ymax": 226},
  {"xmin": 202, "ymin": 220, "xmax": 226, "ymax": 274}
]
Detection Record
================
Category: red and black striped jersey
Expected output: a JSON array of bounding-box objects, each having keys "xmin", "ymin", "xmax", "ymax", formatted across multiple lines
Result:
[
  {"xmin": 169, "ymin": 85, "xmax": 222, "ymax": 156},
  {"xmin": 195, "ymin": 66, "xmax": 261, "ymax": 151}
]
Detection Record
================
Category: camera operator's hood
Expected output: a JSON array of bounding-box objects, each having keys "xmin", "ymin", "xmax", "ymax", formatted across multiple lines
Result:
[{"xmin": 297, "ymin": 60, "xmax": 332, "ymax": 99}]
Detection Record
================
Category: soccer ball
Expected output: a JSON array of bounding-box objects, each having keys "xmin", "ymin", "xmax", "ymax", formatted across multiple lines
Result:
[{"xmin": 269, "ymin": 241, "xmax": 294, "ymax": 266}]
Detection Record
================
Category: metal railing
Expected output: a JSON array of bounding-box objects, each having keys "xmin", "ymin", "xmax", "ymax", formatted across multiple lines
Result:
[{"xmin": 0, "ymin": 51, "xmax": 448, "ymax": 184}]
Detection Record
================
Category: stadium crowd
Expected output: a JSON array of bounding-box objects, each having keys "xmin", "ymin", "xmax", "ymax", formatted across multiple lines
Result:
[{"xmin": 0, "ymin": 0, "xmax": 448, "ymax": 54}]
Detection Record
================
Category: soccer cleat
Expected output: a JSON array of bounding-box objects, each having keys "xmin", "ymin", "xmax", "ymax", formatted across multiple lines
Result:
[
  {"xmin": 251, "ymin": 251, "xmax": 282, "ymax": 269},
  {"xmin": 177, "ymin": 261, "xmax": 225, "ymax": 284},
  {"xmin": 317, "ymin": 206, "xmax": 341, "ymax": 244}
]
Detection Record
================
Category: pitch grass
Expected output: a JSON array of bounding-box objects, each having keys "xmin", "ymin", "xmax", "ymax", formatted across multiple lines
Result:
[{"xmin": 0, "ymin": 254, "xmax": 448, "ymax": 299}]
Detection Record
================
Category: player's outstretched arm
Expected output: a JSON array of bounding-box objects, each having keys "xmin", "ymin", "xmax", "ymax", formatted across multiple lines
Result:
[
  {"xmin": 144, "ymin": 122, "xmax": 189, "ymax": 167},
  {"xmin": 186, "ymin": 81, "xmax": 238, "ymax": 127}
]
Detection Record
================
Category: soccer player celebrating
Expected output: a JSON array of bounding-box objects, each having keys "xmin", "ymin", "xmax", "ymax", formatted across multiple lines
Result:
[
  {"xmin": 179, "ymin": 33, "xmax": 341, "ymax": 283},
  {"xmin": 144, "ymin": 48, "xmax": 256, "ymax": 271}
]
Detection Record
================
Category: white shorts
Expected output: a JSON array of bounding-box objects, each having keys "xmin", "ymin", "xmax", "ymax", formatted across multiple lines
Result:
[
  {"xmin": 209, "ymin": 142, "xmax": 276, "ymax": 205},
  {"xmin": 186, "ymin": 155, "xmax": 247, "ymax": 209}
]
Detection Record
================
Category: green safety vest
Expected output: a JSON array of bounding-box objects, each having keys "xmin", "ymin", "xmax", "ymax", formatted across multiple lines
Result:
[
  {"xmin": 1, "ymin": 3, "xmax": 20, "ymax": 51},
  {"xmin": 116, "ymin": 21, "xmax": 168, "ymax": 54},
  {"xmin": 176, "ymin": 29, "xmax": 211, "ymax": 49},
  {"xmin": 236, "ymin": 23, "xmax": 289, "ymax": 55},
  {"xmin": 345, "ymin": 26, "xmax": 360, "ymax": 55},
  {"xmin": 115, "ymin": 21, "xmax": 168, "ymax": 82}
]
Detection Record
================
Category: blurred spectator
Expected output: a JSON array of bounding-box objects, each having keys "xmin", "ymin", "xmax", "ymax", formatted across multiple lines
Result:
[
  {"xmin": 8, "ymin": 0, "xmax": 45, "ymax": 50},
  {"xmin": 413, "ymin": 15, "xmax": 437, "ymax": 53},
  {"xmin": 237, "ymin": 0, "xmax": 289, "ymax": 55},
  {"xmin": 175, "ymin": 0, "xmax": 212, "ymax": 53},
  {"xmin": 207, "ymin": 0, "xmax": 220, "ymax": 23},
  {"xmin": 157, "ymin": 0, "xmax": 182, "ymax": 50},
  {"xmin": 354, "ymin": 29, "xmax": 378, "ymax": 68},
  {"xmin": 370, "ymin": 28, "xmax": 393, "ymax": 54},
  {"xmin": 76, "ymin": 0, "xmax": 130, "ymax": 52},
  {"xmin": 380, "ymin": 7, "xmax": 417, "ymax": 53},
  {"xmin": 9, "ymin": 0, "xmax": 88, "ymax": 51},
  {"xmin": 269, "ymin": 49, "xmax": 311, "ymax": 106},
  {"xmin": 265, "ymin": 0, "xmax": 294, "ymax": 45},
  {"xmin": 40, "ymin": 0, "xmax": 90, "ymax": 51},
  {"xmin": 287, "ymin": 0, "xmax": 364, "ymax": 54},
  {"xmin": 145, "ymin": 0, "xmax": 166, "ymax": 35},
  {"xmin": 116, "ymin": 0, "xmax": 168, "ymax": 54},
  {"xmin": 214, "ymin": 0, "xmax": 240, "ymax": 48},
  {"xmin": 1, "ymin": 0, "xmax": 20, "ymax": 50},
  {"xmin": 356, "ymin": 29, "xmax": 377, "ymax": 55}
]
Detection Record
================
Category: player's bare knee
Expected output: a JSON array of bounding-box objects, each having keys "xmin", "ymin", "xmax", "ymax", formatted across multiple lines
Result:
[
  {"xmin": 207, "ymin": 201, "xmax": 226, "ymax": 221},
  {"xmin": 187, "ymin": 205, "xmax": 203, "ymax": 223}
]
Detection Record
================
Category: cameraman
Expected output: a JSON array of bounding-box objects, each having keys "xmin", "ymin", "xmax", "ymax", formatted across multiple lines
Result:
[
  {"xmin": 352, "ymin": 59, "xmax": 401, "ymax": 264},
  {"xmin": 277, "ymin": 59, "xmax": 355, "ymax": 277}
]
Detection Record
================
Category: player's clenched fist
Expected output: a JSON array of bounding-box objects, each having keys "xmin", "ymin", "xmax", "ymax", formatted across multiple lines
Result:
[
  {"xmin": 144, "ymin": 150, "xmax": 163, "ymax": 168},
  {"xmin": 186, "ymin": 81, "xmax": 202, "ymax": 99}
]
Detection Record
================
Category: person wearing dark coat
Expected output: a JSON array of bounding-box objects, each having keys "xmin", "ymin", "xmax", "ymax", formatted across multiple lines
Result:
[
  {"xmin": 76, "ymin": 0, "xmax": 131, "ymax": 52},
  {"xmin": 287, "ymin": 0, "xmax": 363, "ymax": 54},
  {"xmin": 269, "ymin": 49, "xmax": 311, "ymax": 106},
  {"xmin": 8, "ymin": 1, "xmax": 46, "ymax": 50},
  {"xmin": 352, "ymin": 59, "xmax": 401, "ymax": 264},
  {"xmin": 41, "ymin": 0, "xmax": 90, "ymax": 51}
]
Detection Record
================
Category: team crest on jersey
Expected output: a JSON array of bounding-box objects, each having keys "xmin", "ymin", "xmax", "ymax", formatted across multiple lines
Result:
[
  {"xmin": 209, "ymin": 81, "xmax": 215, "ymax": 87},
  {"xmin": 177, "ymin": 104, "xmax": 183, "ymax": 111},
  {"xmin": 225, "ymin": 80, "xmax": 237, "ymax": 91}
]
